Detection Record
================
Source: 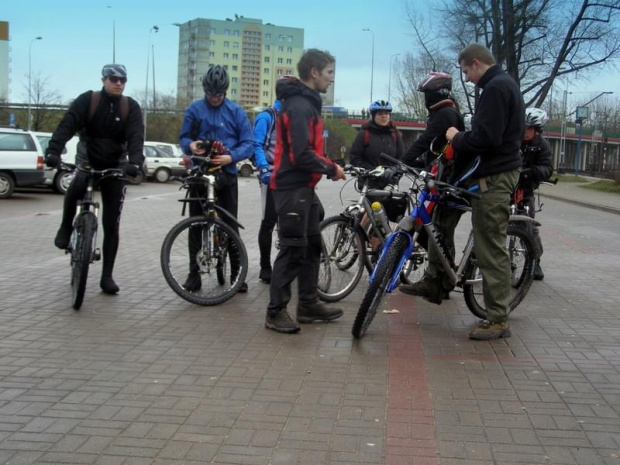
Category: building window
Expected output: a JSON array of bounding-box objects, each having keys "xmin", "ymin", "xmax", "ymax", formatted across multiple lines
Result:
[
  {"xmin": 210, "ymin": 28, "xmax": 216, "ymax": 34},
  {"xmin": 223, "ymin": 53, "xmax": 229, "ymax": 59},
  {"xmin": 278, "ymin": 46, "xmax": 284, "ymax": 52},
  {"xmin": 209, "ymin": 52, "xmax": 215, "ymax": 58},
  {"xmin": 264, "ymin": 57, "xmax": 270, "ymax": 63},
  {"xmin": 286, "ymin": 58, "xmax": 292, "ymax": 64},
  {"xmin": 224, "ymin": 41, "xmax": 229, "ymax": 47},
  {"xmin": 209, "ymin": 40, "xmax": 215, "ymax": 46},
  {"xmin": 232, "ymin": 53, "xmax": 238, "ymax": 60},
  {"xmin": 233, "ymin": 42, "xmax": 239, "ymax": 48},
  {"xmin": 233, "ymin": 30, "xmax": 240, "ymax": 36},
  {"xmin": 263, "ymin": 91, "xmax": 269, "ymax": 97},
  {"xmin": 264, "ymin": 67, "xmax": 269, "ymax": 74},
  {"xmin": 232, "ymin": 77, "xmax": 238, "ymax": 83},
  {"xmin": 265, "ymin": 33, "xmax": 271, "ymax": 39},
  {"xmin": 264, "ymin": 44, "xmax": 270, "ymax": 51},
  {"xmin": 277, "ymin": 58, "xmax": 283, "ymax": 64},
  {"xmin": 232, "ymin": 65, "xmax": 238, "ymax": 71},
  {"xmin": 287, "ymin": 47, "xmax": 292, "ymax": 53},
  {"xmin": 263, "ymin": 79, "xmax": 269, "ymax": 85},
  {"xmin": 224, "ymin": 29, "xmax": 230, "ymax": 35},
  {"xmin": 230, "ymin": 89, "xmax": 237, "ymax": 95},
  {"xmin": 288, "ymin": 36, "xmax": 293, "ymax": 42}
]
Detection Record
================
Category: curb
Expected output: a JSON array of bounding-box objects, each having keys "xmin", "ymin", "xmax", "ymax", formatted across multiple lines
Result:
[{"xmin": 540, "ymin": 193, "xmax": 620, "ymax": 216}]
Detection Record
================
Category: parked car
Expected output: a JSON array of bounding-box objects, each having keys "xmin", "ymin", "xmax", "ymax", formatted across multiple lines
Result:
[
  {"xmin": 33, "ymin": 132, "xmax": 79, "ymax": 194},
  {"xmin": 145, "ymin": 141, "xmax": 183, "ymax": 158},
  {"xmin": 144, "ymin": 145, "xmax": 187, "ymax": 183},
  {"xmin": 237, "ymin": 159, "xmax": 255, "ymax": 177},
  {"xmin": 0, "ymin": 126, "xmax": 46, "ymax": 198}
]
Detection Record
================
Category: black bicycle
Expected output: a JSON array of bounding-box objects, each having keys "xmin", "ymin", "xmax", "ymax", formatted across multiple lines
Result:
[
  {"xmin": 160, "ymin": 156, "xmax": 248, "ymax": 306},
  {"xmin": 63, "ymin": 163, "xmax": 124, "ymax": 310}
]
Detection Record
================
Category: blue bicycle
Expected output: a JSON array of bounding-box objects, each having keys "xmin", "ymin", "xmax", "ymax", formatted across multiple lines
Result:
[{"xmin": 352, "ymin": 154, "xmax": 538, "ymax": 338}]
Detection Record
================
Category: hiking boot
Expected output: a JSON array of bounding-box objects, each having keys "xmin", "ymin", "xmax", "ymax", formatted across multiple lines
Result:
[
  {"xmin": 297, "ymin": 301, "xmax": 343, "ymax": 323},
  {"xmin": 533, "ymin": 261, "xmax": 544, "ymax": 281},
  {"xmin": 54, "ymin": 226, "xmax": 72, "ymax": 250},
  {"xmin": 259, "ymin": 267, "xmax": 272, "ymax": 283},
  {"xmin": 469, "ymin": 320, "xmax": 511, "ymax": 340},
  {"xmin": 265, "ymin": 309, "xmax": 300, "ymax": 334},
  {"xmin": 100, "ymin": 276, "xmax": 119, "ymax": 294},
  {"xmin": 183, "ymin": 271, "xmax": 201, "ymax": 292},
  {"xmin": 399, "ymin": 275, "xmax": 445, "ymax": 305}
]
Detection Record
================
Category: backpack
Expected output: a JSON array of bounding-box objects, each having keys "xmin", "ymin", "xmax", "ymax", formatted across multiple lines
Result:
[{"xmin": 88, "ymin": 91, "xmax": 129, "ymax": 123}]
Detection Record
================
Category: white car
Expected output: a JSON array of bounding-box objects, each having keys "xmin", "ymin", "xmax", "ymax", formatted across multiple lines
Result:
[
  {"xmin": 145, "ymin": 141, "xmax": 183, "ymax": 158},
  {"xmin": 237, "ymin": 159, "xmax": 256, "ymax": 177},
  {"xmin": 33, "ymin": 132, "xmax": 79, "ymax": 194},
  {"xmin": 144, "ymin": 145, "xmax": 187, "ymax": 183},
  {"xmin": 0, "ymin": 127, "xmax": 46, "ymax": 198}
]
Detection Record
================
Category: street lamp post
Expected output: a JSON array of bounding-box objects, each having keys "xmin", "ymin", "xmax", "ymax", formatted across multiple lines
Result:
[
  {"xmin": 144, "ymin": 25, "xmax": 159, "ymax": 139},
  {"xmin": 28, "ymin": 36, "xmax": 43, "ymax": 131},
  {"xmin": 572, "ymin": 91, "xmax": 613, "ymax": 176},
  {"xmin": 388, "ymin": 53, "xmax": 401, "ymax": 102},
  {"xmin": 362, "ymin": 28, "xmax": 375, "ymax": 103},
  {"xmin": 106, "ymin": 6, "xmax": 115, "ymax": 61}
]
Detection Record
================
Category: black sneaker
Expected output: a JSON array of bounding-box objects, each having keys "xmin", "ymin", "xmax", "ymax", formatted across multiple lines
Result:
[
  {"xmin": 183, "ymin": 272, "xmax": 201, "ymax": 292},
  {"xmin": 259, "ymin": 267, "xmax": 272, "ymax": 283},
  {"xmin": 54, "ymin": 226, "xmax": 72, "ymax": 250},
  {"xmin": 297, "ymin": 301, "xmax": 343, "ymax": 323},
  {"xmin": 533, "ymin": 261, "xmax": 544, "ymax": 281},
  {"xmin": 399, "ymin": 275, "xmax": 445, "ymax": 304},
  {"xmin": 265, "ymin": 309, "xmax": 300, "ymax": 333},
  {"xmin": 100, "ymin": 276, "xmax": 119, "ymax": 294}
]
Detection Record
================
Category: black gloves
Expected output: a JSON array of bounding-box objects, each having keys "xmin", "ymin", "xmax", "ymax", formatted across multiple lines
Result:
[
  {"xmin": 124, "ymin": 163, "xmax": 141, "ymax": 177},
  {"xmin": 382, "ymin": 167, "xmax": 401, "ymax": 185},
  {"xmin": 45, "ymin": 153, "xmax": 61, "ymax": 168},
  {"xmin": 519, "ymin": 168, "xmax": 534, "ymax": 184}
]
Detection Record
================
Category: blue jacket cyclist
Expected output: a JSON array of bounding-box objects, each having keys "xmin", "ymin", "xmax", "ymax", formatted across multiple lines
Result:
[{"xmin": 178, "ymin": 65, "xmax": 253, "ymax": 293}]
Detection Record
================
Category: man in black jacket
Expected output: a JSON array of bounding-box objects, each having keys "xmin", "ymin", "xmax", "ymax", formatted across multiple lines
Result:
[
  {"xmin": 446, "ymin": 44, "xmax": 524, "ymax": 340},
  {"xmin": 520, "ymin": 108, "xmax": 553, "ymax": 280},
  {"xmin": 265, "ymin": 50, "xmax": 346, "ymax": 334},
  {"xmin": 45, "ymin": 64, "xmax": 144, "ymax": 295}
]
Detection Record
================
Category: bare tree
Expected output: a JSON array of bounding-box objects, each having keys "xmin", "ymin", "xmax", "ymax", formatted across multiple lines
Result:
[
  {"xmin": 23, "ymin": 73, "xmax": 63, "ymax": 131},
  {"xmin": 404, "ymin": 0, "xmax": 620, "ymax": 107}
]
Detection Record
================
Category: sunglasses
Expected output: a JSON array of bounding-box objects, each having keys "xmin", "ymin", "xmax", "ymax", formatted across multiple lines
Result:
[{"xmin": 108, "ymin": 76, "xmax": 127, "ymax": 84}]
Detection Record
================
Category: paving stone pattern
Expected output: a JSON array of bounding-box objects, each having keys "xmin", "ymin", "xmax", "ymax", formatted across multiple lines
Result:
[{"xmin": 0, "ymin": 179, "xmax": 618, "ymax": 464}]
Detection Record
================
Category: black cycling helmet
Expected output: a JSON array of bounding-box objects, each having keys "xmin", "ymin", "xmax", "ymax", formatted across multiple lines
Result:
[
  {"xmin": 202, "ymin": 65, "xmax": 229, "ymax": 95},
  {"xmin": 418, "ymin": 72, "xmax": 452, "ymax": 92},
  {"xmin": 101, "ymin": 64, "xmax": 128, "ymax": 78}
]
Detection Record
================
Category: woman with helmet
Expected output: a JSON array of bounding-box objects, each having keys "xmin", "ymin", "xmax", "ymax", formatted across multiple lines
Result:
[
  {"xmin": 349, "ymin": 99, "xmax": 404, "ymax": 171},
  {"xmin": 399, "ymin": 71, "xmax": 465, "ymax": 301},
  {"xmin": 179, "ymin": 64, "xmax": 254, "ymax": 293},
  {"xmin": 520, "ymin": 107, "xmax": 553, "ymax": 280}
]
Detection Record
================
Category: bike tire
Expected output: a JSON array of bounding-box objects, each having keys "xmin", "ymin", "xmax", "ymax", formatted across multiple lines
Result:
[
  {"xmin": 318, "ymin": 216, "xmax": 366, "ymax": 303},
  {"xmin": 161, "ymin": 216, "xmax": 248, "ymax": 306},
  {"xmin": 352, "ymin": 234, "xmax": 409, "ymax": 339},
  {"xmin": 71, "ymin": 213, "xmax": 97, "ymax": 310},
  {"xmin": 399, "ymin": 245, "xmax": 428, "ymax": 286},
  {"xmin": 463, "ymin": 223, "xmax": 536, "ymax": 319}
]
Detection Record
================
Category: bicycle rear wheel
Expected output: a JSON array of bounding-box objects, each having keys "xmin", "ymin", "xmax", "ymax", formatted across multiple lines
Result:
[
  {"xmin": 71, "ymin": 212, "xmax": 97, "ymax": 310},
  {"xmin": 352, "ymin": 234, "xmax": 409, "ymax": 339},
  {"xmin": 463, "ymin": 223, "xmax": 536, "ymax": 319},
  {"xmin": 399, "ymin": 245, "xmax": 428, "ymax": 286},
  {"xmin": 161, "ymin": 216, "xmax": 248, "ymax": 306},
  {"xmin": 318, "ymin": 216, "xmax": 366, "ymax": 303}
]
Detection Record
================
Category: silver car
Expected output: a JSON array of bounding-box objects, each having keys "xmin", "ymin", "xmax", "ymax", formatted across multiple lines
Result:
[{"xmin": 144, "ymin": 145, "xmax": 188, "ymax": 182}]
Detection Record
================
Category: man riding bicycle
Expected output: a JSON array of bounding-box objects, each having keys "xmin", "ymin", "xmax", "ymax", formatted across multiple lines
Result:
[{"xmin": 45, "ymin": 64, "xmax": 145, "ymax": 295}]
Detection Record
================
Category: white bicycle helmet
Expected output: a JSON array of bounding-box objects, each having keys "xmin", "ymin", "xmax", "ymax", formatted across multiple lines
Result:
[{"xmin": 525, "ymin": 108, "xmax": 548, "ymax": 131}]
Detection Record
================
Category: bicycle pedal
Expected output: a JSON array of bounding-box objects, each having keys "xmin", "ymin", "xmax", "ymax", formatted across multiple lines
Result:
[{"xmin": 93, "ymin": 249, "xmax": 101, "ymax": 261}]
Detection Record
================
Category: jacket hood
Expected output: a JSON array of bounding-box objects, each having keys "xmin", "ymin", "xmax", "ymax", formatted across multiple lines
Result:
[
  {"xmin": 478, "ymin": 64, "xmax": 503, "ymax": 89},
  {"xmin": 276, "ymin": 77, "xmax": 322, "ymax": 111}
]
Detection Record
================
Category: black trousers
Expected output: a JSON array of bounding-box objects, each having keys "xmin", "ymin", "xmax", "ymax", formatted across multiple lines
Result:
[
  {"xmin": 267, "ymin": 186, "xmax": 325, "ymax": 314},
  {"xmin": 187, "ymin": 172, "xmax": 241, "ymax": 276},
  {"xmin": 258, "ymin": 183, "xmax": 278, "ymax": 270},
  {"xmin": 61, "ymin": 170, "xmax": 126, "ymax": 277}
]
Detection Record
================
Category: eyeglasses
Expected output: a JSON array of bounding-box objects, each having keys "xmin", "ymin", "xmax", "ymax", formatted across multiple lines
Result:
[
  {"xmin": 108, "ymin": 76, "xmax": 127, "ymax": 84},
  {"xmin": 207, "ymin": 92, "xmax": 225, "ymax": 99}
]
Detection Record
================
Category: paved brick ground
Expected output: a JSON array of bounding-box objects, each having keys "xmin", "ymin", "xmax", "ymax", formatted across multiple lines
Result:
[{"xmin": 0, "ymin": 178, "xmax": 618, "ymax": 464}]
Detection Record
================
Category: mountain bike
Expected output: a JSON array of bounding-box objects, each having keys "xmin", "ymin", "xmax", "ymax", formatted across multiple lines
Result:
[
  {"xmin": 352, "ymin": 154, "xmax": 538, "ymax": 338},
  {"xmin": 63, "ymin": 163, "xmax": 125, "ymax": 310},
  {"xmin": 160, "ymin": 155, "xmax": 248, "ymax": 306},
  {"xmin": 318, "ymin": 165, "xmax": 427, "ymax": 302}
]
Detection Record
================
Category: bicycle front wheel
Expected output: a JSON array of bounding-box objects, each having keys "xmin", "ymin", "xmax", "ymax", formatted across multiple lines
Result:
[
  {"xmin": 318, "ymin": 216, "xmax": 366, "ymax": 303},
  {"xmin": 463, "ymin": 223, "xmax": 536, "ymax": 319},
  {"xmin": 71, "ymin": 212, "xmax": 97, "ymax": 310},
  {"xmin": 161, "ymin": 216, "xmax": 248, "ymax": 306},
  {"xmin": 352, "ymin": 234, "xmax": 409, "ymax": 339}
]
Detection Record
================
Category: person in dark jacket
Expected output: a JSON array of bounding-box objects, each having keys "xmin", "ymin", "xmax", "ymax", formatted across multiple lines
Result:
[
  {"xmin": 400, "ymin": 72, "xmax": 465, "ymax": 299},
  {"xmin": 45, "ymin": 64, "xmax": 144, "ymax": 295},
  {"xmin": 446, "ymin": 43, "xmax": 525, "ymax": 340},
  {"xmin": 349, "ymin": 99, "xmax": 404, "ymax": 170},
  {"xmin": 179, "ymin": 64, "xmax": 254, "ymax": 294},
  {"xmin": 265, "ymin": 50, "xmax": 346, "ymax": 334},
  {"xmin": 520, "ymin": 107, "xmax": 553, "ymax": 281}
]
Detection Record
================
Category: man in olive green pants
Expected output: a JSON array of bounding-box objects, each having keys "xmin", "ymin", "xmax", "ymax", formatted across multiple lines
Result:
[{"xmin": 446, "ymin": 44, "xmax": 524, "ymax": 340}]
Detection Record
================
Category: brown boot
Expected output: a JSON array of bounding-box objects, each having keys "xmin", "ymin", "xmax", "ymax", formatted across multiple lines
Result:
[
  {"xmin": 297, "ymin": 301, "xmax": 343, "ymax": 323},
  {"xmin": 469, "ymin": 320, "xmax": 511, "ymax": 340}
]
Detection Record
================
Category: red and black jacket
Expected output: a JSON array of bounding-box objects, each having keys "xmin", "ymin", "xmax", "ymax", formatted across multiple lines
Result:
[{"xmin": 269, "ymin": 77, "xmax": 337, "ymax": 191}]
